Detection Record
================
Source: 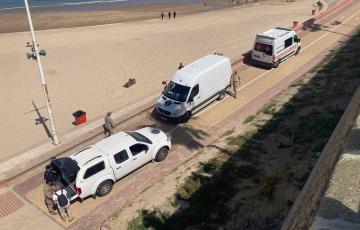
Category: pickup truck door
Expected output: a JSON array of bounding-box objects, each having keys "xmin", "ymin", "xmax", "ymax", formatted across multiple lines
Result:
[
  {"xmin": 109, "ymin": 149, "xmax": 133, "ymax": 180},
  {"xmin": 129, "ymin": 143, "xmax": 151, "ymax": 170}
]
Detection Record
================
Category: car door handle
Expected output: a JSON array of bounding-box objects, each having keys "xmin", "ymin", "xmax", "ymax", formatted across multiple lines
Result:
[
  {"xmin": 116, "ymin": 166, "xmax": 121, "ymax": 169},
  {"xmin": 132, "ymin": 157, "xmax": 137, "ymax": 161}
]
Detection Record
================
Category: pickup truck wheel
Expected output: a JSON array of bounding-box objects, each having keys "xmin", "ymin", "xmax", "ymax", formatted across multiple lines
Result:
[
  {"xmin": 181, "ymin": 111, "xmax": 191, "ymax": 123},
  {"xmin": 155, "ymin": 147, "xmax": 169, "ymax": 162},
  {"xmin": 217, "ymin": 90, "xmax": 226, "ymax": 101},
  {"xmin": 96, "ymin": 180, "xmax": 113, "ymax": 197}
]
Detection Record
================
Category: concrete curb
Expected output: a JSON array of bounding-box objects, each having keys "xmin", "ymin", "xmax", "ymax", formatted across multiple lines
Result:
[{"xmin": 0, "ymin": 0, "xmax": 352, "ymax": 182}]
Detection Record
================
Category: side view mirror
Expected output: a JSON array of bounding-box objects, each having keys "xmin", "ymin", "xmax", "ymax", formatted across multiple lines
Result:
[
  {"xmin": 145, "ymin": 145, "xmax": 149, "ymax": 152},
  {"xmin": 295, "ymin": 38, "xmax": 301, "ymax": 43},
  {"xmin": 188, "ymin": 97, "xmax": 194, "ymax": 103}
]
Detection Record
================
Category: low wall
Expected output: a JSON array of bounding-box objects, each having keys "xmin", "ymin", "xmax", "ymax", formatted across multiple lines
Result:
[{"xmin": 281, "ymin": 85, "xmax": 360, "ymax": 229}]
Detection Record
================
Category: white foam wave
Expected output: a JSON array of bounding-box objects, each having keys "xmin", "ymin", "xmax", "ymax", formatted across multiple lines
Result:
[{"xmin": 0, "ymin": 0, "xmax": 128, "ymax": 11}]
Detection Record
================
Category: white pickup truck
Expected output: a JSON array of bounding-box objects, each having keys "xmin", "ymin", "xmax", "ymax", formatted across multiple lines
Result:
[{"xmin": 51, "ymin": 127, "xmax": 171, "ymax": 200}]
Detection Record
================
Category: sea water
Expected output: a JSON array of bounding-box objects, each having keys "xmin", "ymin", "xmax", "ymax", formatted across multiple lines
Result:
[{"xmin": 0, "ymin": 0, "xmax": 199, "ymax": 12}]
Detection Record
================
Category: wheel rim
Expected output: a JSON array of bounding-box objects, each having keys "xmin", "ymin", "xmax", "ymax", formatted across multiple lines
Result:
[{"xmin": 101, "ymin": 184, "xmax": 111, "ymax": 194}]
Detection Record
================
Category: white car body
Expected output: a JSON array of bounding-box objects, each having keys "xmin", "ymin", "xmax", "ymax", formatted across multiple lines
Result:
[
  {"xmin": 52, "ymin": 127, "xmax": 171, "ymax": 200},
  {"xmin": 251, "ymin": 27, "xmax": 301, "ymax": 68},
  {"xmin": 156, "ymin": 54, "xmax": 232, "ymax": 122}
]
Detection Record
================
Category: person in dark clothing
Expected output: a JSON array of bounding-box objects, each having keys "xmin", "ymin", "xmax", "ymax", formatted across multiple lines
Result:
[
  {"xmin": 161, "ymin": 11, "xmax": 164, "ymax": 20},
  {"xmin": 44, "ymin": 164, "xmax": 58, "ymax": 184},
  {"xmin": 173, "ymin": 11, "xmax": 176, "ymax": 19},
  {"xmin": 168, "ymin": 11, "xmax": 171, "ymax": 19},
  {"xmin": 178, "ymin": 62, "xmax": 184, "ymax": 70}
]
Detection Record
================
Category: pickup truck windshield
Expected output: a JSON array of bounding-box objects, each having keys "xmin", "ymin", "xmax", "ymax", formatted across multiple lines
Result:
[
  {"xmin": 126, "ymin": 132, "xmax": 152, "ymax": 144},
  {"xmin": 163, "ymin": 81, "xmax": 190, "ymax": 102},
  {"xmin": 254, "ymin": 42, "xmax": 273, "ymax": 55}
]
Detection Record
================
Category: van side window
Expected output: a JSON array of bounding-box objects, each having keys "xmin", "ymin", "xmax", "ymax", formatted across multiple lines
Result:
[
  {"xmin": 83, "ymin": 161, "xmax": 105, "ymax": 179},
  {"xmin": 189, "ymin": 85, "xmax": 199, "ymax": 100},
  {"xmin": 285, "ymin": 37, "xmax": 293, "ymax": 48},
  {"xmin": 114, "ymin": 150, "xmax": 129, "ymax": 164},
  {"xmin": 129, "ymin": 144, "xmax": 148, "ymax": 156}
]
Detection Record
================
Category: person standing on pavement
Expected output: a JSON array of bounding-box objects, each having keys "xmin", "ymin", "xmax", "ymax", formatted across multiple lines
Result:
[
  {"xmin": 173, "ymin": 11, "xmax": 176, "ymax": 19},
  {"xmin": 231, "ymin": 71, "xmax": 240, "ymax": 99},
  {"xmin": 161, "ymin": 11, "xmax": 164, "ymax": 20},
  {"xmin": 104, "ymin": 112, "xmax": 115, "ymax": 137},
  {"xmin": 43, "ymin": 166, "xmax": 57, "ymax": 215},
  {"xmin": 178, "ymin": 62, "xmax": 184, "ymax": 70},
  {"xmin": 168, "ymin": 11, "xmax": 171, "ymax": 19},
  {"xmin": 53, "ymin": 183, "xmax": 73, "ymax": 222}
]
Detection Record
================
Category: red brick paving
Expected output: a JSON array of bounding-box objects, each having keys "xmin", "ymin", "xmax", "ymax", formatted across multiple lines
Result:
[{"xmin": 0, "ymin": 191, "xmax": 24, "ymax": 217}]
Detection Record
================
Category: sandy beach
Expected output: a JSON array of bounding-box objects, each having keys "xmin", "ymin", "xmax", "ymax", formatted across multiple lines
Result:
[
  {"xmin": 0, "ymin": 0, "xmax": 240, "ymax": 33},
  {"xmin": 0, "ymin": 0, "xmax": 313, "ymax": 161}
]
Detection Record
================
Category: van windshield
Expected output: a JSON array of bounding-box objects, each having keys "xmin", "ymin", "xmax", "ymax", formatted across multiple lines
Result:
[
  {"xmin": 254, "ymin": 42, "xmax": 273, "ymax": 55},
  {"xmin": 163, "ymin": 81, "xmax": 190, "ymax": 102}
]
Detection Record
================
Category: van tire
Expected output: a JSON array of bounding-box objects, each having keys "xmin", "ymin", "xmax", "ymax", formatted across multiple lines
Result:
[
  {"xmin": 273, "ymin": 60, "xmax": 280, "ymax": 68},
  {"xmin": 155, "ymin": 147, "xmax": 169, "ymax": 162},
  {"xmin": 181, "ymin": 111, "xmax": 191, "ymax": 123},
  {"xmin": 96, "ymin": 180, "xmax": 113, "ymax": 197},
  {"xmin": 217, "ymin": 90, "xmax": 226, "ymax": 101},
  {"xmin": 295, "ymin": 47, "xmax": 301, "ymax": 55}
]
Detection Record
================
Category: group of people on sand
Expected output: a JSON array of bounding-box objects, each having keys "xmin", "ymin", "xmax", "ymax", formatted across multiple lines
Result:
[
  {"xmin": 43, "ymin": 158, "xmax": 74, "ymax": 222},
  {"xmin": 161, "ymin": 11, "xmax": 177, "ymax": 20}
]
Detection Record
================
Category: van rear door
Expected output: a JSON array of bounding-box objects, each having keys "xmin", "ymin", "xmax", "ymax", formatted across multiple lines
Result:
[{"xmin": 252, "ymin": 36, "xmax": 273, "ymax": 64}]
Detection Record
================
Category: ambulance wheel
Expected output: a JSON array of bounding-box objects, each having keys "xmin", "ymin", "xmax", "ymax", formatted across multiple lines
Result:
[
  {"xmin": 155, "ymin": 147, "xmax": 169, "ymax": 162},
  {"xmin": 96, "ymin": 180, "xmax": 113, "ymax": 197},
  {"xmin": 273, "ymin": 60, "xmax": 280, "ymax": 68},
  {"xmin": 181, "ymin": 111, "xmax": 191, "ymax": 123},
  {"xmin": 217, "ymin": 90, "xmax": 226, "ymax": 101},
  {"xmin": 295, "ymin": 47, "xmax": 301, "ymax": 55}
]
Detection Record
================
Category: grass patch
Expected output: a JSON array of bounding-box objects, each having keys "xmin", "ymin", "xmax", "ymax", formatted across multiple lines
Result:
[
  {"xmin": 244, "ymin": 114, "xmax": 256, "ymax": 124},
  {"xmin": 261, "ymin": 103, "xmax": 276, "ymax": 115}
]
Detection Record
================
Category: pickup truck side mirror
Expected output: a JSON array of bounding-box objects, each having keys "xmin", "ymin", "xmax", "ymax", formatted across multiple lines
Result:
[
  {"xmin": 144, "ymin": 145, "xmax": 149, "ymax": 153},
  {"xmin": 188, "ymin": 97, "xmax": 194, "ymax": 103},
  {"xmin": 295, "ymin": 38, "xmax": 301, "ymax": 43}
]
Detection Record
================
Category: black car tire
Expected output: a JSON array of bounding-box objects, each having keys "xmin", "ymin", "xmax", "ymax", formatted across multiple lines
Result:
[
  {"xmin": 96, "ymin": 180, "xmax": 113, "ymax": 197},
  {"xmin": 273, "ymin": 60, "xmax": 280, "ymax": 68},
  {"xmin": 181, "ymin": 111, "xmax": 191, "ymax": 123},
  {"xmin": 155, "ymin": 147, "xmax": 169, "ymax": 162},
  {"xmin": 217, "ymin": 90, "xmax": 226, "ymax": 101}
]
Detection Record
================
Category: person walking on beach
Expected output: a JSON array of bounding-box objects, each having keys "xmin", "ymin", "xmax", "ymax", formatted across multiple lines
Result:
[
  {"xmin": 173, "ymin": 11, "xmax": 176, "ymax": 19},
  {"xmin": 104, "ymin": 112, "xmax": 114, "ymax": 137},
  {"xmin": 231, "ymin": 71, "xmax": 240, "ymax": 99},
  {"xmin": 53, "ymin": 183, "xmax": 73, "ymax": 222},
  {"xmin": 168, "ymin": 11, "xmax": 171, "ymax": 19},
  {"xmin": 161, "ymin": 11, "xmax": 164, "ymax": 20}
]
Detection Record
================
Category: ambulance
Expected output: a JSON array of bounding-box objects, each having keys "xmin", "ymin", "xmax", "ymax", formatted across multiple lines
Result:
[{"xmin": 251, "ymin": 27, "xmax": 301, "ymax": 68}]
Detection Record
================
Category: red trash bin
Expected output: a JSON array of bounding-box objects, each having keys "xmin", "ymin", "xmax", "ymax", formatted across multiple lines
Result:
[{"xmin": 73, "ymin": 110, "xmax": 87, "ymax": 125}]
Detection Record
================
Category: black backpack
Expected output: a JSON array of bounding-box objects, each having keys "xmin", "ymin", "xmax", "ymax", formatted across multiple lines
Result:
[{"xmin": 55, "ymin": 190, "xmax": 69, "ymax": 208}]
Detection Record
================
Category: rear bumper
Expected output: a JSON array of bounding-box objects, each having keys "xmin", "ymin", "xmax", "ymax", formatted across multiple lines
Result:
[{"xmin": 251, "ymin": 58, "xmax": 274, "ymax": 68}]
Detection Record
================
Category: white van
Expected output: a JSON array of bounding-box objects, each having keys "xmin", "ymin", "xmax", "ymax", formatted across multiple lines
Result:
[
  {"xmin": 51, "ymin": 127, "xmax": 171, "ymax": 200},
  {"xmin": 156, "ymin": 54, "xmax": 232, "ymax": 123},
  {"xmin": 251, "ymin": 27, "xmax": 301, "ymax": 68}
]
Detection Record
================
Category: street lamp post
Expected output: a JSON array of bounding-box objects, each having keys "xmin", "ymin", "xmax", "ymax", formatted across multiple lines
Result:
[{"xmin": 24, "ymin": 0, "xmax": 59, "ymax": 145}]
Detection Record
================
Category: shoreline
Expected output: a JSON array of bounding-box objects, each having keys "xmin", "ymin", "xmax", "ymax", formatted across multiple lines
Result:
[{"xmin": 0, "ymin": 0, "xmax": 266, "ymax": 34}]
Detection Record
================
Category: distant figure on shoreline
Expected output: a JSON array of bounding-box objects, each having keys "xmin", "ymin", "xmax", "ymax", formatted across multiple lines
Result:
[
  {"xmin": 204, "ymin": 1, "xmax": 207, "ymax": 7},
  {"xmin": 168, "ymin": 11, "xmax": 171, "ymax": 19},
  {"xmin": 161, "ymin": 11, "xmax": 164, "ymax": 20},
  {"xmin": 178, "ymin": 62, "xmax": 184, "ymax": 70},
  {"xmin": 173, "ymin": 11, "xmax": 176, "ymax": 19}
]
